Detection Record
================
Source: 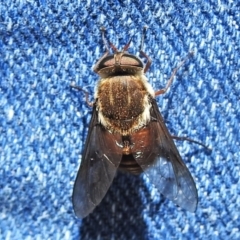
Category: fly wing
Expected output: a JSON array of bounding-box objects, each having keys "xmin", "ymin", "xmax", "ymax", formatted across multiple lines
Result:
[
  {"xmin": 131, "ymin": 99, "xmax": 198, "ymax": 212},
  {"xmin": 72, "ymin": 107, "xmax": 122, "ymax": 218}
]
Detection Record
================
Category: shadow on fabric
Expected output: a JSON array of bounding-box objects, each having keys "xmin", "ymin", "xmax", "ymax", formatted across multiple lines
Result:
[{"xmin": 79, "ymin": 171, "xmax": 148, "ymax": 240}]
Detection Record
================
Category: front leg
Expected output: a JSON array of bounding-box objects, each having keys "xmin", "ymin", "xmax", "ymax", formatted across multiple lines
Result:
[{"xmin": 70, "ymin": 84, "xmax": 94, "ymax": 107}]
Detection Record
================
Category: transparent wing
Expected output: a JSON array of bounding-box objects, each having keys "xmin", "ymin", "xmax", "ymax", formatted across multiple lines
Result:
[
  {"xmin": 72, "ymin": 107, "xmax": 122, "ymax": 218},
  {"xmin": 131, "ymin": 99, "xmax": 198, "ymax": 212}
]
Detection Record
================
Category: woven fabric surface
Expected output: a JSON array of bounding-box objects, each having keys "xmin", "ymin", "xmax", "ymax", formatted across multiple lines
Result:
[{"xmin": 0, "ymin": 0, "xmax": 239, "ymax": 239}]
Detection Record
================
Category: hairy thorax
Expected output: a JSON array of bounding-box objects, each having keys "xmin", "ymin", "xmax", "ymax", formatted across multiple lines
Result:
[{"xmin": 95, "ymin": 74, "xmax": 154, "ymax": 135}]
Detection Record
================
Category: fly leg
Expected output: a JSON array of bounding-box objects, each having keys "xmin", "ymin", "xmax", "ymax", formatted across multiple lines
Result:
[
  {"xmin": 155, "ymin": 52, "xmax": 194, "ymax": 96},
  {"xmin": 70, "ymin": 84, "xmax": 93, "ymax": 107}
]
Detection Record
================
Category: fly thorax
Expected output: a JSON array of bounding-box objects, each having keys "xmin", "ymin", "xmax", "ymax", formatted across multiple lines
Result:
[{"xmin": 95, "ymin": 75, "xmax": 153, "ymax": 134}]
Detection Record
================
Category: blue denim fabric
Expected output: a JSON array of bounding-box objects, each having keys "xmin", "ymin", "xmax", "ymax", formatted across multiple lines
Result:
[{"xmin": 0, "ymin": 0, "xmax": 239, "ymax": 239}]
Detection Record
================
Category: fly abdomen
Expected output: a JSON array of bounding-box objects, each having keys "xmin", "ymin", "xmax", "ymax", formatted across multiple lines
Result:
[{"xmin": 119, "ymin": 154, "xmax": 143, "ymax": 175}]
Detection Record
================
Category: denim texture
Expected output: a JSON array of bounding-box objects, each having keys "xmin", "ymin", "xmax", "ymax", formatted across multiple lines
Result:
[{"xmin": 0, "ymin": 0, "xmax": 239, "ymax": 239}]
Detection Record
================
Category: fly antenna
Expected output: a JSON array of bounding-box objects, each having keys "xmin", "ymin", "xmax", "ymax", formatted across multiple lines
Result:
[{"xmin": 123, "ymin": 38, "xmax": 132, "ymax": 51}]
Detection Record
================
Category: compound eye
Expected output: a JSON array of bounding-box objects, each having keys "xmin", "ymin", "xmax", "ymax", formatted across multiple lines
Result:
[
  {"xmin": 97, "ymin": 54, "xmax": 143, "ymax": 70},
  {"xmin": 94, "ymin": 53, "xmax": 144, "ymax": 75},
  {"xmin": 97, "ymin": 55, "xmax": 115, "ymax": 70},
  {"xmin": 120, "ymin": 54, "xmax": 143, "ymax": 68}
]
